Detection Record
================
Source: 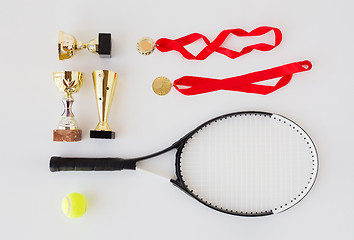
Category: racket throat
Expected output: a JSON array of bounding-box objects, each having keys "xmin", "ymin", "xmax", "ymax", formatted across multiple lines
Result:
[{"xmin": 170, "ymin": 179, "xmax": 192, "ymax": 197}]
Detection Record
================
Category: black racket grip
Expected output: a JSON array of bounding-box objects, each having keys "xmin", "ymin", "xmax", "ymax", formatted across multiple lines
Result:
[{"xmin": 50, "ymin": 156, "xmax": 137, "ymax": 172}]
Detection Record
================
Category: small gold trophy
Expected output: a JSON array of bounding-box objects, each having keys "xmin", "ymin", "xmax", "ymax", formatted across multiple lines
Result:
[
  {"xmin": 53, "ymin": 71, "xmax": 83, "ymax": 142},
  {"xmin": 90, "ymin": 70, "xmax": 118, "ymax": 139},
  {"xmin": 58, "ymin": 31, "xmax": 111, "ymax": 60}
]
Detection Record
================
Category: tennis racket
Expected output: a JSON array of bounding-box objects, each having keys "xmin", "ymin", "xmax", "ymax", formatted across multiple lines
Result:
[{"xmin": 50, "ymin": 111, "xmax": 318, "ymax": 217}]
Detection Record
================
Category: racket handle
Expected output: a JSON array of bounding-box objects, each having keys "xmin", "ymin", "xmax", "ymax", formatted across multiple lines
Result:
[{"xmin": 50, "ymin": 156, "xmax": 136, "ymax": 172}]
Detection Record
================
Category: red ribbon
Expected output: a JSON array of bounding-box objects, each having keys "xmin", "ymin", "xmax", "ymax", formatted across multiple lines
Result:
[
  {"xmin": 155, "ymin": 26, "xmax": 282, "ymax": 60},
  {"xmin": 173, "ymin": 60, "xmax": 312, "ymax": 95}
]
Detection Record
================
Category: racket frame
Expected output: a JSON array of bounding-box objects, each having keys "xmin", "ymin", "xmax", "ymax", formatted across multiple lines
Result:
[{"xmin": 171, "ymin": 111, "xmax": 318, "ymax": 216}]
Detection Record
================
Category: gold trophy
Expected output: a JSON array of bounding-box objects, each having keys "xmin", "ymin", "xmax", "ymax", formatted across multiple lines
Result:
[
  {"xmin": 53, "ymin": 71, "xmax": 83, "ymax": 142},
  {"xmin": 58, "ymin": 31, "xmax": 111, "ymax": 60},
  {"xmin": 90, "ymin": 70, "xmax": 118, "ymax": 139}
]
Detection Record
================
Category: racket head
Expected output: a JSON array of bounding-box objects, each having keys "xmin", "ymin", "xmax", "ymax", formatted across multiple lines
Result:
[{"xmin": 172, "ymin": 111, "xmax": 318, "ymax": 217}]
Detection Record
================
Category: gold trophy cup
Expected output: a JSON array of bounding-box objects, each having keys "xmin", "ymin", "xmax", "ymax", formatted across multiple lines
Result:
[
  {"xmin": 58, "ymin": 31, "xmax": 111, "ymax": 60},
  {"xmin": 53, "ymin": 71, "xmax": 83, "ymax": 142},
  {"xmin": 90, "ymin": 70, "xmax": 118, "ymax": 139}
]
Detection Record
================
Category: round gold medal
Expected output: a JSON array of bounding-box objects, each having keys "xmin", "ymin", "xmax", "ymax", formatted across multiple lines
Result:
[
  {"xmin": 137, "ymin": 37, "xmax": 155, "ymax": 55},
  {"xmin": 152, "ymin": 77, "xmax": 172, "ymax": 96}
]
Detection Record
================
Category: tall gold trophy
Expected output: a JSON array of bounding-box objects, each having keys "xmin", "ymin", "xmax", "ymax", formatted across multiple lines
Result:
[
  {"xmin": 90, "ymin": 70, "xmax": 118, "ymax": 139},
  {"xmin": 58, "ymin": 31, "xmax": 111, "ymax": 60},
  {"xmin": 53, "ymin": 71, "xmax": 83, "ymax": 142}
]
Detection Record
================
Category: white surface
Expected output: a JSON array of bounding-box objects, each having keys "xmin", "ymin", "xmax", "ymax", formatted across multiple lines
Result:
[{"xmin": 0, "ymin": 0, "xmax": 353, "ymax": 239}]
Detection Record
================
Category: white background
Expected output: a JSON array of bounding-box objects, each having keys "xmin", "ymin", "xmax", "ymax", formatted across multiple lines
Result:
[{"xmin": 1, "ymin": 0, "xmax": 353, "ymax": 239}]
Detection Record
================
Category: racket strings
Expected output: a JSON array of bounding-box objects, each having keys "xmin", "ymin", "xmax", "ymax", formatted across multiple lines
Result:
[{"xmin": 178, "ymin": 113, "xmax": 317, "ymax": 216}]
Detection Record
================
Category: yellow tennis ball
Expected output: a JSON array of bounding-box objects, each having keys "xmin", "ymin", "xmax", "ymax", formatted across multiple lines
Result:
[{"xmin": 62, "ymin": 193, "xmax": 87, "ymax": 218}]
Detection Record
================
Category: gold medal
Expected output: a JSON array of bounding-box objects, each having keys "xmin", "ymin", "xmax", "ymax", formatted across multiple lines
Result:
[
  {"xmin": 152, "ymin": 77, "xmax": 172, "ymax": 96},
  {"xmin": 137, "ymin": 37, "xmax": 155, "ymax": 55}
]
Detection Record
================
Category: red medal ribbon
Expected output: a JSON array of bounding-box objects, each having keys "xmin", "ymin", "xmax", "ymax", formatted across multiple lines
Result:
[
  {"xmin": 155, "ymin": 26, "xmax": 282, "ymax": 60},
  {"xmin": 173, "ymin": 60, "xmax": 312, "ymax": 95}
]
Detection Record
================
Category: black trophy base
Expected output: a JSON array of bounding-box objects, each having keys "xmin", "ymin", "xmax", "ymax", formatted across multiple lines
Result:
[
  {"xmin": 90, "ymin": 130, "xmax": 115, "ymax": 139},
  {"xmin": 98, "ymin": 33, "xmax": 111, "ymax": 58}
]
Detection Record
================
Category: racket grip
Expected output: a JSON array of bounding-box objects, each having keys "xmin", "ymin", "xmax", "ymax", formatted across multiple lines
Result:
[{"xmin": 50, "ymin": 156, "xmax": 136, "ymax": 172}]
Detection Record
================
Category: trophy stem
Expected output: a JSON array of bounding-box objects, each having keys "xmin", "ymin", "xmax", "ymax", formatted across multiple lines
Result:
[
  {"xmin": 53, "ymin": 96, "xmax": 82, "ymax": 142},
  {"xmin": 53, "ymin": 95, "xmax": 82, "ymax": 142},
  {"xmin": 75, "ymin": 40, "xmax": 87, "ymax": 50},
  {"xmin": 95, "ymin": 121, "xmax": 112, "ymax": 131},
  {"xmin": 57, "ymin": 96, "xmax": 79, "ymax": 130}
]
